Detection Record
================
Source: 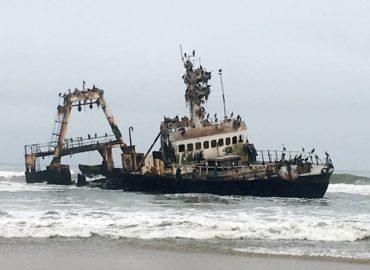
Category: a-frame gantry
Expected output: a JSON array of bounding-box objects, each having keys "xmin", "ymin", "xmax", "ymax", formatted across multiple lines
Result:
[{"xmin": 24, "ymin": 85, "xmax": 133, "ymax": 184}]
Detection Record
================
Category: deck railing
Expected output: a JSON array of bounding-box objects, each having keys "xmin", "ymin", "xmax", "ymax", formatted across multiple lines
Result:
[
  {"xmin": 176, "ymin": 149, "xmax": 333, "ymax": 179},
  {"xmin": 25, "ymin": 134, "xmax": 117, "ymax": 157},
  {"xmin": 255, "ymin": 150, "xmax": 328, "ymax": 165}
]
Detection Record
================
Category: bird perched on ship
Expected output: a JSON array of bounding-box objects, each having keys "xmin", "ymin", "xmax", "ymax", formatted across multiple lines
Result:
[
  {"xmin": 192, "ymin": 50, "xmax": 195, "ymax": 57},
  {"xmin": 230, "ymin": 112, "xmax": 234, "ymax": 118},
  {"xmin": 302, "ymin": 147, "xmax": 305, "ymax": 152},
  {"xmin": 325, "ymin": 151, "xmax": 332, "ymax": 164},
  {"xmin": 314, "ymin": 154, "xmax": 319, "ymax": 165},
  {"xmin": 282, "ymin": 144, "xmax": 286, "ymax": 151}
]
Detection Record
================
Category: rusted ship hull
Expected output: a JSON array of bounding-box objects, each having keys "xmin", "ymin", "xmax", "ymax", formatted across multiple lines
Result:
[
  {"xmin": 25, "ymin": 166, "xmax": 72, "ymax": 185},
  {"xmin": 98, "ymin": 171, "xmax": 332, "ymax": 198}
]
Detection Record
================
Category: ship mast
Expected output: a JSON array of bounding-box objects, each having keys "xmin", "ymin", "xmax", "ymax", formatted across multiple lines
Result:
[
  {"xmin": 182, "ymin": 50, "xmax": 211, "ymax": 127},
  {"xmin": 218, "ymin": 69, "xmax": 227, "ymax": 119}
]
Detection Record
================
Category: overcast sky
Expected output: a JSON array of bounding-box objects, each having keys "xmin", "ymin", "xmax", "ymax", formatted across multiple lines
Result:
[{"xmin": 1, "ymin": 0, "xmax": 370, "ymax": 170}]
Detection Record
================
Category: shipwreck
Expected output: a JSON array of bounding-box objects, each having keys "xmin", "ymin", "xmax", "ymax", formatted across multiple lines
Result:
[{"xmin": 24, "ymin": 50, "xmax": 334, "ymax": 198}]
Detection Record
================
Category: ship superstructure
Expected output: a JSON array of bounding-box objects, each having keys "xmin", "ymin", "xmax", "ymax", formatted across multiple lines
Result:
[{"xmin": 160, "ymin": 52, "xmax": 253, "ymax": 169}]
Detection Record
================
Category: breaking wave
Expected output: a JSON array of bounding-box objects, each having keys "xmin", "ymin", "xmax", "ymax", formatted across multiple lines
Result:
[
  {"xmin": 232, "ymin": 246, "xmax": 370, "ymax": 260},
  {"xmin": 0, "ymin": 170, "xmax": 24, "ymax": 179},
  {"xmin": 331, "ymin": 173, "xmax": 370, "ymax": 185},
  {"xmin": 327, "ymin": 184, "xmax": 370, "ymax": 195},
  {"xmin": 0, "ymin": 209, "xmax": 369, "ymax": 242}
]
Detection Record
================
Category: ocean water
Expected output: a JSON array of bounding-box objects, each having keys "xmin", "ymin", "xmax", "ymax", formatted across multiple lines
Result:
[{"xmin": 0, "ymin": 164, "xmax": 369, "ymax": 260}]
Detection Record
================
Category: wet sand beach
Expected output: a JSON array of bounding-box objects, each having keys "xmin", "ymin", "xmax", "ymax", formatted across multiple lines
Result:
[{"xmin": 0, "ymin": 238, "xmax": 369, "ymax": 270}]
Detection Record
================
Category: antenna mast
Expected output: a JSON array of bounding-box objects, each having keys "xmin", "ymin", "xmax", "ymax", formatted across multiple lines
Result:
[
  {"xmin": 179, "ymin": 44, "xmax": 184, "ymax": 62},
  {"xmin": 218, "ymin": 69, "xmax": 227, "ymax": 118}
]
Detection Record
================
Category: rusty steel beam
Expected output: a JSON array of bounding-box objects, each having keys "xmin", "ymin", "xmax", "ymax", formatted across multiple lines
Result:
[
  {"xmin": 50, "ymin": 98, "xmax": 72, "ymax": 168},
  {"xmin": 98, "ymin": 93, "xmax": 123, "ymax": 140}
]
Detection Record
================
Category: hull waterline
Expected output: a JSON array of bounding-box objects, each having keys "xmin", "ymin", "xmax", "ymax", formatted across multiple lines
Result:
[{"xmin": 97, "ymin": 171, "xmax": 332, "ymax": 198}]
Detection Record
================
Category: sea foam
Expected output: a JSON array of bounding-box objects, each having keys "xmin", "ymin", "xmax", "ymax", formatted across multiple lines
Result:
[
  {"xmin": 327, "ymin": 184, "xmax": 370, "ymax": 195},
  {"xmin": 0, "ymin": 171, "xmax": 24, "ymax": 178},
  {"xmin": 0, "ymin": 209, "xmax": 369, "ymax": 242}
]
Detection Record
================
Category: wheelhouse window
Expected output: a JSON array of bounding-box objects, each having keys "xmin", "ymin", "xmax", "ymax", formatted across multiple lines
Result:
[
  {"xmin": 179, "ymin": 144, "xmax": 185, "ymax": 152},
  {"xmin": 225, "ymin": 137, "xmax": 231, "ymax": 145},
  {"xmin": 211, "ymin": 140, "xmax": 217, "ymax": 148},
  {"xmin": 232, "ymin": 136, "xmax": 237, "ymax": 144},
  {"xmin": 239, "ymin": 135, "xmax": 244, "ymax": 143},
  {"xmin": 218, "ymin": 138, "xmax": 224, "ymax": 147},
  {"xmin": 203, "ymin": 141, "xmax": 209, "ymax": 149},
  {"xmin": 195, "ymin": 142, "xmax": 201, "ymax": 150},
  {"xmin": 187, "ymin": 143, "xmax": 193, "ymax": 151}
]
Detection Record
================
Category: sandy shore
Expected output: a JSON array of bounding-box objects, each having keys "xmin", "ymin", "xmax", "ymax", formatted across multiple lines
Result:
[{"xmin": 0, "ymin": 238, "xmax": 369, "ymax": 270}]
